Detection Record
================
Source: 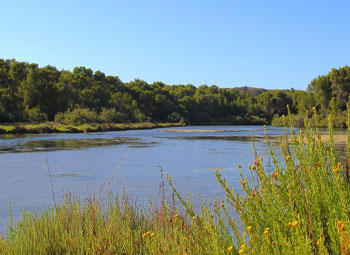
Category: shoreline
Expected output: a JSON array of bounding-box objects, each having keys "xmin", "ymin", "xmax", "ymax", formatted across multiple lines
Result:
[{"xmin": 0, "ymin": 122, "xmax": 185, "ymax": 135}]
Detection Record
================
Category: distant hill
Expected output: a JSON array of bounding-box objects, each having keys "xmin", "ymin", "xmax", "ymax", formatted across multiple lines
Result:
[{"xmin": 234, "ymin": 86, "xmax": 267, "ymax": 97}]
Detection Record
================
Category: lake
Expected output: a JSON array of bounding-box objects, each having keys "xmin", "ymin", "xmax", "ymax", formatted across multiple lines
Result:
[{"xmin": 0, "ymin": 125, "xmax": 334, "ymax": 231}]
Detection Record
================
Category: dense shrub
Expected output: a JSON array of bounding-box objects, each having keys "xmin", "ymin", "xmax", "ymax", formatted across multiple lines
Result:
[{"xmin": 54, "ymin": 108, "xmax": 98, "ymax": 124}]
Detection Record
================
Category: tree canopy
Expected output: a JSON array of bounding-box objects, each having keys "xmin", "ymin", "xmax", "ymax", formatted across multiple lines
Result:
[{"xmin": 0, "ymin": 59, "xmax": 348, "ymax": 126}]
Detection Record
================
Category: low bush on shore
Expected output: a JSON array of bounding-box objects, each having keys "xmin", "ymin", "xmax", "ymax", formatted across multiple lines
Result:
[{"xmin": 1, "ymin": 109, "xmax": 350, "ymax": 254}]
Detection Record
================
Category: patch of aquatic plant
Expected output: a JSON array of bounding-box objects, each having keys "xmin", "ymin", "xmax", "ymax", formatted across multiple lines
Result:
[{"xmin": 0, "ymin": 138, "xmax": 158, "ymax": 153}]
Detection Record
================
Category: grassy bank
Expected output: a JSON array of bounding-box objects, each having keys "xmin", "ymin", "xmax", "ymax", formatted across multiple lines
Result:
[
  {"xmin": 2, "ymin": 111, "xmax": 350, "ymax": 254},
  {"xmin": 0, "ymin": 122, "xmax": 184, "ymax": 134}
]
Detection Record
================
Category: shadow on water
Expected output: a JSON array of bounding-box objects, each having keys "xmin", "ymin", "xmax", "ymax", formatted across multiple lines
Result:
[{"xmin": 0, "ymin": 137, "xmax": 158, "ymax": 153}]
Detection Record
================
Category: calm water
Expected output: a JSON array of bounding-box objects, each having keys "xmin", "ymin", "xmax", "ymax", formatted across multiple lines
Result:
[{"xmin": 0, "ymin": 125, "xmax": 297, "ymax": 230}]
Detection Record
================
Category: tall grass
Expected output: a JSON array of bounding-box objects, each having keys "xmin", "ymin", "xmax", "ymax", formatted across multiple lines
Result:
[{"xmin": 1, "ymin": 108, "xmax": 350, "ymax": 254}]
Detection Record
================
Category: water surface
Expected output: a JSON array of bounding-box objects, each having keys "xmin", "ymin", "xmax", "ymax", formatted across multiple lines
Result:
[{"xmin": 0, "ymin": 125, "xmax": 321, "ymax": 230}]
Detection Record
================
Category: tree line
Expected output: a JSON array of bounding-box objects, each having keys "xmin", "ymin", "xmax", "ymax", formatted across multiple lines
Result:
[{"xmin": 0, "ymin": 59, "xmax": 349, "ymax": 126}]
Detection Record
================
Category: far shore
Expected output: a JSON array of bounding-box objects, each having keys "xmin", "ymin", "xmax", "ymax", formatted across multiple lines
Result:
[{"xmin": 0, "ymin": 122, "xmax": 185, "ymax": 135}]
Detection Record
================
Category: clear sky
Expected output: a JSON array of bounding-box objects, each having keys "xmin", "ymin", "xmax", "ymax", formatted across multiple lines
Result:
[{"xmin": 1, "ymin": 0, "xmax": 349, "ymax": 90}]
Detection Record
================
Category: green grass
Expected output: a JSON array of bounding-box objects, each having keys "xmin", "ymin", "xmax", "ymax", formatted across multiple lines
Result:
[
  {"xmin": 0, "ymin": 122, "xmax": 184, "ymax": 134},
  {"xmin": 2, "ymin": 108, "xmax": 350, "ymax": 254}
]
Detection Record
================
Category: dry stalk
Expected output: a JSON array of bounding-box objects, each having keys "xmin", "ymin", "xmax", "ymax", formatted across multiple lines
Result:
[{"xmin": 45, "ymin": 152, "xmax": 57, "ymax": 210}]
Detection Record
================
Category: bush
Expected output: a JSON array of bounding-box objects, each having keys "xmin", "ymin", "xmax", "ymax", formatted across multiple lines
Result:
[
  {"xmin": 54, "ymin": 108, "xmax": 98, "ymax": 125},
  {"xmin": 99, "ymin": 108, "xmax": 130, "ymax": 123},
  {"xmin": 24, "ymin": 107, "xmax": 48, "ymax": 122}
]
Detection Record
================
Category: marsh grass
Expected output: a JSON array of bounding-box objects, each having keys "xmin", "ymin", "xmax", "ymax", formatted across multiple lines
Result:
[
  {"xmin": 0, "ymin": 122, "xmax": 184, "ymax": 134},
  {"xmin": 2, "ymin": 107, "xmax": 350, "ymax": 254}
]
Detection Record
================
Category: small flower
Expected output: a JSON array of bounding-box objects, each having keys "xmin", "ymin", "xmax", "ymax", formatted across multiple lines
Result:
[
  {"xmin": 251, "ymin": 165, "xmax": 256, "ymax": 170},
  {"xmin": 271, "ymin": 172, "xmax": 278, "ymax": 179},
  {"xmin": 337, "ymin": 221, "xmax": 345, "ymax": 231},
  {"xmin": 183, "ymin": 237, "xmax": 187, "ymax": 241},
  {"xmin": 150, "ymin": 232, "xmax": 155, "ymax": 237},
  {"xmin": 227, "ymin": 246, "xmax": 233, "ymax": 252},
  {"xmin": 173, "ymin": 214, "xmax": 179, "ymax": 220},
  {"xmin": 247, "ymin": 226, "xmax": 252, "ymax": 233},
  {"xmin": 333, "ymin": 167, "xmax": 339, "ymax": 173},
  {"xmin": 238, "ymin": 249, "xmax": 244, "ymax": 254},
  {"xmin": 241, "ymin": 243, "xmax": 246, "ymax": 249},
  {"xmin": 142, "ymin": 231, "xmax": 151, "ymax": 238},
  {"xmin": 338, "ymin": 162, "xmax": 342, "ymax": 167},
  {"xmin": 286, "ymin": 155, "xmax": 291, "ymax": 161},
  {"xmin": 264, "ymin": 227, "xmax": 269, "ymax": 235},
  {"xmin": 291, "ymin": 221, "xmax": 298, "ymax": 227}
]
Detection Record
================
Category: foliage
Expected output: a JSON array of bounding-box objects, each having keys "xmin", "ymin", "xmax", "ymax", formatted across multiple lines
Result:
[
  {"xmin": 168, "ymin": 108, "xmax": 350, "ymax": 254},
  {"xmin": 54, "ymin": 108, "xmax": 99, "ymax": 125},
  {"xmin": 0, "ymin": 122, "xmax": 183, "ymax": 134},
  {"xmin": 0, "ymin": 58, "xmax": 350, "ymax": 127}
]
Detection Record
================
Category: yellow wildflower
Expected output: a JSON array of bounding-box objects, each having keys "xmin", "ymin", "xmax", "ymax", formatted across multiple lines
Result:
[
  {"xmin": 247, "ymin": 226, "xmax": 252, "ymax": 233},
  {"xmin": 238, "ymin": 249, "xmax": 244, "ymax": 254},
  {"xmin": 183, "ymin": 237, "xmax": 187, "ymax": 241},
  {"xmin": 150, "ymin": 232, "xmax": 155, "ymax": 237},
  {"xmin": 241, "ymin": 243, "xmax": 246, "ymax": 249},
  {"xmin": 264, "ymin": 227, "xmax": 269, "ymax": 235},
  {"xmin": 142, "ymin": 231, "xmax": 150, "ymax": 238},
  {"xmin": 338, "ymin": 162, "xmax": 342, "ymax": 167},
  {"xmin": 337, "ymin": 221, "xmax": 345, "ymax": 231},
  {"xmin": 291, "ymin": 221, "xmax": 298, "ymax": 227},
  {"xmin": 333, "ymin": 167, "xmax": 339, "ymax": 173},
  {"xmin": 227, "ymin": 246, "xmax": 233, "ymax": 252}
]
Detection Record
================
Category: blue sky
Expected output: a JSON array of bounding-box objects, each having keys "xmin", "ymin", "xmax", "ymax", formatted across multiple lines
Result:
[{"xmin": 1, "ymin": 0, "xmax": 349, "ymax": 90}]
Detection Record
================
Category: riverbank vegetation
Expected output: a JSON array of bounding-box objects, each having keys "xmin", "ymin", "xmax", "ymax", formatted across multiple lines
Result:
[
  {"xmin": 0, "ymin": 122, "xmax": 183, "ymax": 134},
  {"xmin": 1, "ymin": 59, "xmax": 349, "ymax": 129},
  {"xmin": 1, "ymin": 110, "xmax": 350, "ymax": 254}
]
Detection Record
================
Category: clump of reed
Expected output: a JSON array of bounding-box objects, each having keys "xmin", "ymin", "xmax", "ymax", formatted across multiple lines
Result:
[
  {"xmin": 168, "ymin": 106, "xmax": 350, "ymax": 254},
  {"xmin": 2, "ymin": 106, "xmax": 350, "ymax": 254}
]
